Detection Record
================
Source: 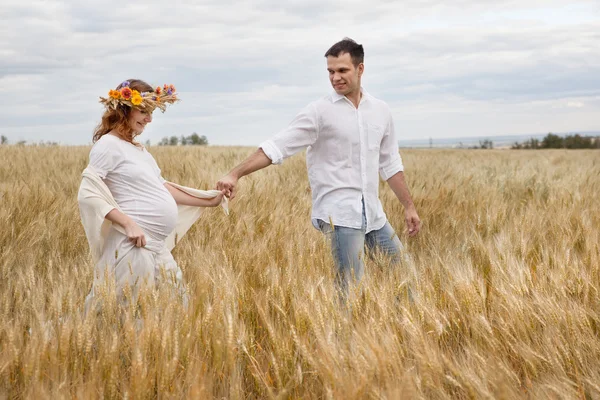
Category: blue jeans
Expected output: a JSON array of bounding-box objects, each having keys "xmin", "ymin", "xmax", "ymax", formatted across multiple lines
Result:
[{"xmin": 317, "ymin": 202, "xmax": 403, "ymax": 292}]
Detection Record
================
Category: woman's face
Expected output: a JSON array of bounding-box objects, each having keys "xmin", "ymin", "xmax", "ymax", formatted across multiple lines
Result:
[{"xmin": 129, "ymin": 108, "xmax": 153, "ymax": 133}]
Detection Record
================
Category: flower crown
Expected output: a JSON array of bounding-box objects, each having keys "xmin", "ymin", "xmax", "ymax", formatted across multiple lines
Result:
[{"xmin": 99, "ymin": 81, "xmax": 179, "ymax": 113}]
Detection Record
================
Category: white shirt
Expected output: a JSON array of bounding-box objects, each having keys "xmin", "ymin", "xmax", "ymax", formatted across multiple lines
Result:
[
  {"xmin": 259, "ymin": 90, "xmax": 404, "ymax": 233},
  {"xmin": 89, "ymin": 134, "xmax": 178, "ymax": 241}
]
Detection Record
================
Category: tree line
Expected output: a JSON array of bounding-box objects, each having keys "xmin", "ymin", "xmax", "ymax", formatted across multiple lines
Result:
[
  {"xmin": 158, "ymin": 133, "xmax": 208, "ymax": 146},
  {"xmin": 512, "ymin": 133, "xmax": 600, "ymax": 149},
  {"xmin": 0, "ymin": 133, "xmax": 209, "ymax": 147}
]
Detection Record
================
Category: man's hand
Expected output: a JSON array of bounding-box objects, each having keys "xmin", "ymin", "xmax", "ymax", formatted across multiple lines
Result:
[
  {"xmin": 215, "ymin": 148, "xmax": 273, "ymax": 200},
  {"xmin": 216, "ymin": 173, "xmax": 238, "ymax": 199},
  {"xmin": 386, "ymin": 172, "xmax": 420, "ymax": 237},
  {"xmin": 123, "ymin": 218, "xmax": 147, "ymax": 247},
  {"xmin": 405, "ymin": 206, "xmax": 421, "ymax": 237}
]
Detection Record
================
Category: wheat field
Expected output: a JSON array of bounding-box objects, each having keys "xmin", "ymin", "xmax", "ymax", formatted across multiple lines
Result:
[{"xmin": 0, "ymin": 145, "xmax": 599, "ymax": 399}]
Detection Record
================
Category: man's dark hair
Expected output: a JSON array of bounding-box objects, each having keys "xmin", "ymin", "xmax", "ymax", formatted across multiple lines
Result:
[{"xmin": 324, "ymin": 38, "xmax": 364, "ymax": 66}]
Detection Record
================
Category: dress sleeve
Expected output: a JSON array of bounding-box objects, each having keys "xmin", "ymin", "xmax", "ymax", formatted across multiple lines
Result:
[
  {"xmin": 156, "ymin": 166, "xmax": 166, "ymax": 184},
  {"xmin": 145, "ymin": 149, "xmax": 166, "ymax": 183},
  {"xmin": 89, "ymin": 139, "xmax": 118, "ymax": 179}
]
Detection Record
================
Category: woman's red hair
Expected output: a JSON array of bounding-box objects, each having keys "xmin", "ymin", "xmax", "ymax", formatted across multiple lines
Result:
[{"xmin": 93, "ymin": 79, "xmax": 154, "ymax": 145}]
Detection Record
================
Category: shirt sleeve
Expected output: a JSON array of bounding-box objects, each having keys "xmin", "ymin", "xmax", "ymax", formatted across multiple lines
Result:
[
  {"xmin": 379, "ymin": 112, "xmax": 404, "ymax": 180},
  {"xmin": 89, "ymin": 139, "xmax": 117, "ymax": 179},
  {"xmin": 259, "ymin": 103, "xmax": 319, "ymax": 165},
  {"xmin": 155, "ymin": 165, "xmax": 166, "ymax": 184}
]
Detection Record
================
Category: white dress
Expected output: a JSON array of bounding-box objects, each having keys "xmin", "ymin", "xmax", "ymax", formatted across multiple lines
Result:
[
  {"xmin": 89, "ymin": 134, "xmax": 178, "ymax": 242},
  {"xmin": 81, "ymin": 134, "xmax": 214, "ymax": 312}
]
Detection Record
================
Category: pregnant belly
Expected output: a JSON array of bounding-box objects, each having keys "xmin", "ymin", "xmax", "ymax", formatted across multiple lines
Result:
[{"xmin": 121, "ymin": 195, "xmax": 178, "ymax": 241}]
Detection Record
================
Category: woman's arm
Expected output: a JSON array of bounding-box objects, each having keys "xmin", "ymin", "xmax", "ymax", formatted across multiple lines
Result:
[
  {"xmin": 105, "ymin": 209, "xmax": 147, "ymax": 247},
  {"xmin": 164, "ymin": 183, "xmax": 224, "ymax": 207}
]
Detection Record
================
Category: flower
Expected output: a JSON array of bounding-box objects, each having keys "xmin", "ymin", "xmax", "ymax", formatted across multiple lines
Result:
[
  {"xmin": 131, "ymin": 93, "xmax": 143, "ymax": 106},
  {"xmin": 120, "ymin": 87, "xmax": 132, "ymax": 100},
  {"xmin": 100, "ymin": 81, "xmax": 179, "ymax": 112}
]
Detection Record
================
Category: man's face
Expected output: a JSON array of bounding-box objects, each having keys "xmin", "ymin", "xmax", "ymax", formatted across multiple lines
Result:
[{"xmin": 327, "ymin": 52, "xmax": 363, "ymax": 96}]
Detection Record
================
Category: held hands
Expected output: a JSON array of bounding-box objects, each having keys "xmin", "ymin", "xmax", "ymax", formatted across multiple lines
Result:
[
  {"xmin": 216, "ymin": 173, "xmax": 238, "ymax": 200},
  {"xmin": 405, "ymin": 206, "xmax": 421, "ymax": 237},
  {"xmin": 206, "ymin": 191, "xmax": 226, "ymax": 207}
]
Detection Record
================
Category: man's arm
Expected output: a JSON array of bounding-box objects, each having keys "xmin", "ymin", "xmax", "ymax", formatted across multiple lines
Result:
[
  {"xmin": 216, "ymin": 148, "xmax": 272, "ymax": 199},
  {"xmin": 387, "ymin": 171, "xmax": 421, "ymax": 237},
  {"xmin": 216, "ymin": 103, "xmax": 319, "ymax": 199}
]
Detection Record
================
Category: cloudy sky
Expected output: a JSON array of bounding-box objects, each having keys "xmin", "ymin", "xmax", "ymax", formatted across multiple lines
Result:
[{"xmin": 1, "ymin": 0, "xmax": 599, "ymax": 145}]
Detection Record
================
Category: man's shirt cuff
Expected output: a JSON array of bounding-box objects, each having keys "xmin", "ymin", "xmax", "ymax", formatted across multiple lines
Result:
[
  {"xmin": 259, "ymin": 140, "xmax": 284, "ymax": 165},
  {"xmin": 380, "ymin": 158, "xmax": 404, "ymax": 181}
]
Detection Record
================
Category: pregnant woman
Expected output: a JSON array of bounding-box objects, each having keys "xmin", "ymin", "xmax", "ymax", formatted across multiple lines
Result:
[{"xmin": 78, "ymin": 79, "xmax": 226, "ymax": 313}]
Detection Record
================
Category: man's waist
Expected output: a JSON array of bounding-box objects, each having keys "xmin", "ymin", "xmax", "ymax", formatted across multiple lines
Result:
[{"xmin": 311, "ymin": 200, "xmax": 384, "ymax": 218}]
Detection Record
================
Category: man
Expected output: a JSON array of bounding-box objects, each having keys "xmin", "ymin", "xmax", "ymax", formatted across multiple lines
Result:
[{"xmin": 216, "ymin": 38, "xmax": 420, "ymax": 292}]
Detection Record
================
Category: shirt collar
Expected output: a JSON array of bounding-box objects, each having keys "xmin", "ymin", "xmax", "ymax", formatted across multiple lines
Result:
[{"xmin": 331, "ymin": 87, "xmax": 368, "ymax": 103}]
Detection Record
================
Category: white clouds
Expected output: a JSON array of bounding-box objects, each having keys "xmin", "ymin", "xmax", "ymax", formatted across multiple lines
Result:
[{"xmin": 0, "ymin": 0, "xmax": 598, "ymax": 144}]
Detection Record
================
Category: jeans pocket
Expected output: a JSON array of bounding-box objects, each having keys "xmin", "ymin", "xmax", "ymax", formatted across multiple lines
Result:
[{"xmin": 317, "ymin": 219, "xmax": 334, "ymax": 235}]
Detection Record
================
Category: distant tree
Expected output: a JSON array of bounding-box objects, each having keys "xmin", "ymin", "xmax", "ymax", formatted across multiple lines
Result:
[
  {"xmin": 16, "ymin": 140, "xmax": 27, "ymax": 146},
  {"xmin": 512, "ymin": 133, "xmax": 599, "ymax": 150},
  {"xmin": 511, "ymin": 141, "xmax": 522, "ymax": 150},
  {"xmin": 157, "ymin": 133, "xmax": 208, "ymax": 146},
  {"xmin": 145, "ymin": 139, "xmax": 151, "ymax": 147},
  {"xmin": 189, "ymin": 133, "xmax": 208, "ymax": 145},
  {"xmin": 541, "ymin": 133, "xmax": 564, "ymax": 149},
  {"xmin": 564, "ymin": 134, "xmax": 593, "ymax": 149},
  {"xmin": 1, "ymin": 135, "xmax": 7, "ymax": 145},
  {"xmin": 522, "ymin": 138, "xmax": 540, "ymax": 149},
  {"xmin": 479, "ymin": 139, "xmax": 494, "ymax": 149}
]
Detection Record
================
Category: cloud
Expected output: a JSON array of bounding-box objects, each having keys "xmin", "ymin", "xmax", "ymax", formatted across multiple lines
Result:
[{"xmin": 0, "ymin": 0, "xmax": 598, "ymax": 144}]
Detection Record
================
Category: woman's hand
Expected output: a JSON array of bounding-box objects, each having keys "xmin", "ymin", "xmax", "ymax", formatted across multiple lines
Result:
[
  {"xmin": 205, "ymin": 191, "xmax": 225, "ymax": 207},
  {"xmin": 123, "ymin": 219, "xmax": 147, "ymax": 247},
  {"xmin": 105, "ymin": 209, "xmax": 147, "ymax": 247}
]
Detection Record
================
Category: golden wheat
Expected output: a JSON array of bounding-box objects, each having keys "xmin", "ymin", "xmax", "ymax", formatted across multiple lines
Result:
[{"xmin": 0, "ymin": 145, "xmax": 599, "ymax": 399}]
